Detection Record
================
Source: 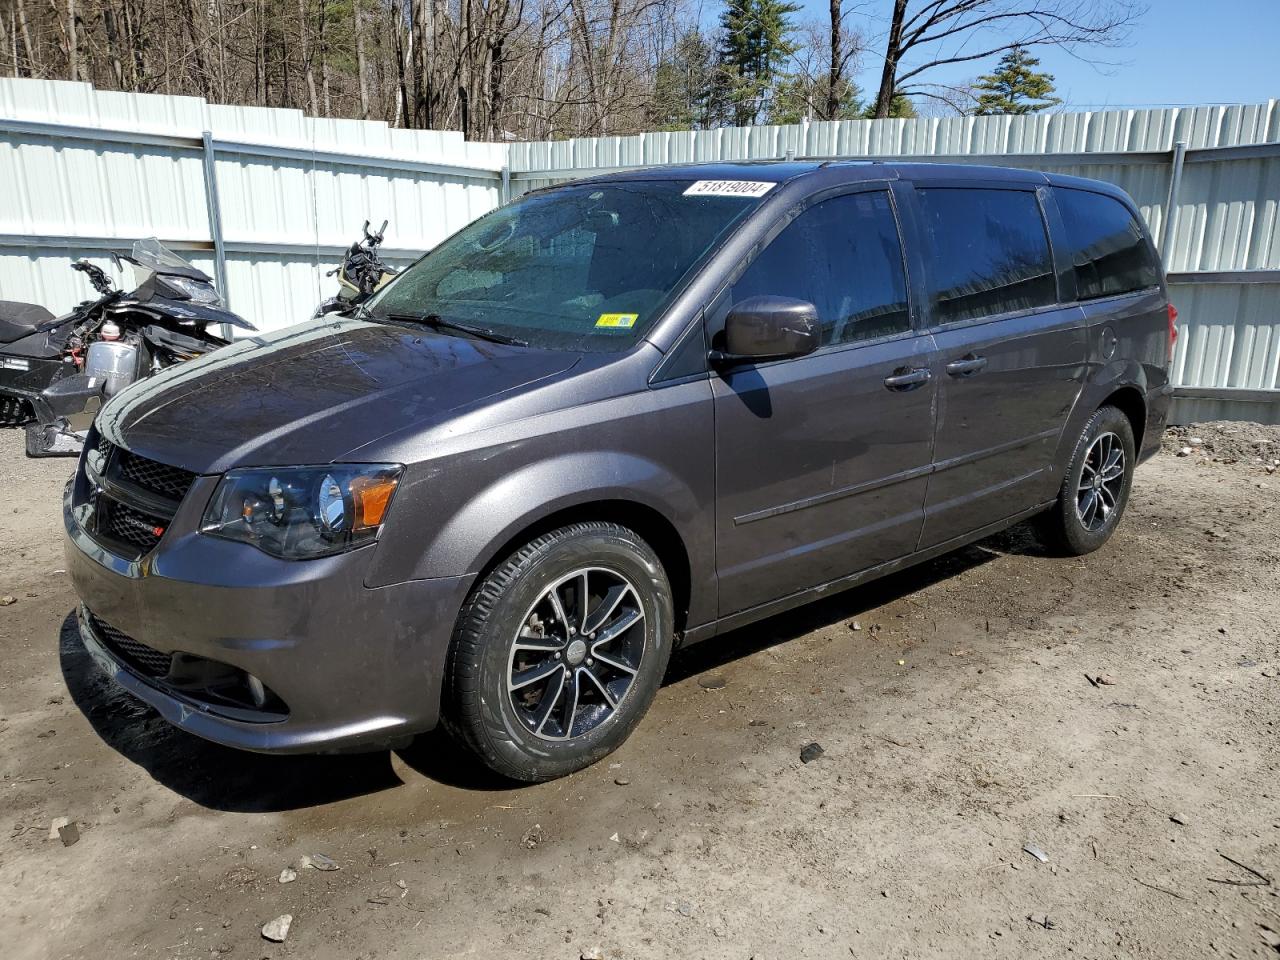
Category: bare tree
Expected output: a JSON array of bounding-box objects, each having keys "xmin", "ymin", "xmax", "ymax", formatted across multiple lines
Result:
[
  {"xmin": 871, "ymin": 0, "xmax": 1143, "ymax": 119},
  {"xmin": 1, "ymin": 0, "xmax": 813, "ymax": 139}
]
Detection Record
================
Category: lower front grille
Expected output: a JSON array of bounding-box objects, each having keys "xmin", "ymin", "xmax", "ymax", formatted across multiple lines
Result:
[{"xmin": 89, "ymin": 613, "xmax": 173, "ymax": 679}]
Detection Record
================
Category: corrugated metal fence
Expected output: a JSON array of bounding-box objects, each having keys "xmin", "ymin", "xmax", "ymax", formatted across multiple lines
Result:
[
  {"xmin": 0, "ymin": 78, "xmax": 506, "ymax": 336},
  {"xmin": 2, "ymin": 77, "xmax": 1277, "ymax": 423}
]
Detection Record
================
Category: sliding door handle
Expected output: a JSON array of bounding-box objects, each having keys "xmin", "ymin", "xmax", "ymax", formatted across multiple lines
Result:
[
  {"xmin": 883, "ymin": 367, "xmax": 931, "ymax": 391},
  {"xmin": 945, "ymin": 355, "xmax": 988, "ymax": 377}
]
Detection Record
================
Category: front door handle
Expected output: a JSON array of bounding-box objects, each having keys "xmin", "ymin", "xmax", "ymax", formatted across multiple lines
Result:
[
  {"xmin": 883, "ymin": 367, "xmax": 932, "ymax": 391},
  {"xmin": 945, "ymin": 354, "xmax": 988, "ymax": 377}
]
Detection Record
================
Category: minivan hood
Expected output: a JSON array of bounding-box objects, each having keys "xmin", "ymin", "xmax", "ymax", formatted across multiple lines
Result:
[{"xmin": 97, "ymin": 317, "xmax": 582, "ymax": 473}]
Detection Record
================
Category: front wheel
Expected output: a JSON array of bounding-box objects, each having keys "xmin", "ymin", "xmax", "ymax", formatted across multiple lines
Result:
[
  {"xmin": 1036, "ymin": 405, "xmax": 1136, "ymax": 555},
  {"xmin": 443, "ymin": 522, "xmax": 673, "ymax": 782}
]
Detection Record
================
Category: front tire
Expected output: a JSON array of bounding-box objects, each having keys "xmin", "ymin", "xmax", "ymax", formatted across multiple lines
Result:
[
  {"xmin": 1036, "ymin": 405, "xmax": 1136, "ymax": 555},
  {"xmin": 444, "ymin": 522, "xmax": 673, "ymax": 782}
]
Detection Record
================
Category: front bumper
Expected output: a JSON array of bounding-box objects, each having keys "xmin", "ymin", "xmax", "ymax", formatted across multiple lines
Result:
[{"xmin": 64, "ymin": 479, "xmax": 474, "ymax": 754}]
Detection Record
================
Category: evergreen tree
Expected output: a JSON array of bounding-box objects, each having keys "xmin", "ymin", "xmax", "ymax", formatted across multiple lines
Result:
[
  {"xmin": 972, "ymin": 46, "xmax": 1063, "ymax": 115},
  {"xmin": 769, "ymin": 74, "xmax": 863, "ymax": 125},
  {"xmin": 652, "ymin": 31, "xmax": 717, "ymax": 131},
  {"xmin": 717, "ymin": 0, "xmax": 802, "ymax": 126},
  {"xmin": 862, "ymin": 93, "xmax": 916, "ymax": 119}
]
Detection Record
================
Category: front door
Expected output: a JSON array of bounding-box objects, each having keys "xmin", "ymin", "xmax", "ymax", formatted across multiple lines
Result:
[
  {"xmin": 711, "ymin": 188, "xmax": 937, "ymax": 617},
  {"xmin": 907, "ymin": 184, "xmax": 1088, "ymax": 548}
]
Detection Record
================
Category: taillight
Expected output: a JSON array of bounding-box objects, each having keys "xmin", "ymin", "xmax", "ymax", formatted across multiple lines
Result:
[{"xmin": 1166, "ymin": 303, "xmax": 1179, "ymax": 362}]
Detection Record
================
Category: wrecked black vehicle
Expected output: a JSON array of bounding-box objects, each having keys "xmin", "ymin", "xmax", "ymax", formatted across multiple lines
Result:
[{"xmin": 0, "ymin": 239, "xmax": 253, "ymax": 457}]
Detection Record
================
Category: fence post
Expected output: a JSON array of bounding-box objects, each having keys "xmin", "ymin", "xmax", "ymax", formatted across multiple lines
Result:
[
  {"xmin": 200, "ymin": 130, "xmax": 231, "ymax": 324},
  {"xmin": 1160, "ymin": 139, "xmax": 1187, "ymax": 266},
  {"xmin": 501, "ymin": 165, "xmax": 511, "ymax": 204}
]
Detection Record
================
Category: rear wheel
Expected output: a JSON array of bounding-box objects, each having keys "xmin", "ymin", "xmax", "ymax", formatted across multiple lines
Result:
[
  {"xmin": 444, "ymin": 522, "xmax": 673, "ymax": 782},
  {"xmin": 1036, "ymin": 405, "xmax": 1136, "ymax": 555}
]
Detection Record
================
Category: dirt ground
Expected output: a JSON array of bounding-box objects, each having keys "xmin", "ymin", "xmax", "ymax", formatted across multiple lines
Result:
[{"xmin": 3, "ymin": 422, "xmax": 1280, "ymax": 960}]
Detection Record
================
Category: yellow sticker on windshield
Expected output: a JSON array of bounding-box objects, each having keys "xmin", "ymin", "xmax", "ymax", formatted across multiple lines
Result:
[{"xmin": 595, "ymin": 313, "xmax": 638, "ymax": 329}]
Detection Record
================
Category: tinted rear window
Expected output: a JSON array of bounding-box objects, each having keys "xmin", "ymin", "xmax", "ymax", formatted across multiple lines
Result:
[
  {"xmin": 917, "ymin": 188, "xmax": 1057, "ymax": 324},
  {"xmin": 1057, "ymin": 188, "xmax": 1160, "ymax": 300}
]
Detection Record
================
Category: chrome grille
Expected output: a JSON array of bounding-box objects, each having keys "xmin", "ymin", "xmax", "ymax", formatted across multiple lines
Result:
[{"xmin": 89, "ymin": 613, "xmax": 172, "ymax": 679}]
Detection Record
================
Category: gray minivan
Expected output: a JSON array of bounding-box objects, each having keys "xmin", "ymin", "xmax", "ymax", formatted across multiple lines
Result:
[{"xmin": 64, "ymin": 162, "xmax": 1175, "ymax": 781}]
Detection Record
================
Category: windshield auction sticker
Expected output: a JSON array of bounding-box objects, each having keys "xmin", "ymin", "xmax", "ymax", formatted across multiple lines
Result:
[
  {"xmin": 595, "ymin": 313, "xmax": 638, "ymax": 329},
  {"xmin": 683, "ymin": 180, "xmax": 775, "ymax": 198}
]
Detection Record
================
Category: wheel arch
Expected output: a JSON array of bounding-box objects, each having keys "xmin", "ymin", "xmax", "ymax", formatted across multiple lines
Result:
[
  {"xmin": 1100, "ymin": 384, "xmax": 1147, "ymax": 453},
  {"xmin": 469, "ymin": 499, "xmax": 694, "ymax": 638},
  {"xmin": 398, "ymin": 451, "xmax": 704, "ymax": 636}
]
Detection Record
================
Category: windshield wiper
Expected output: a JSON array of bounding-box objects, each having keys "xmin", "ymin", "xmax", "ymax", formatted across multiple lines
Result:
[{"xmin": 376, "ymin": 311, "xmax": 528, "ymax": 347}]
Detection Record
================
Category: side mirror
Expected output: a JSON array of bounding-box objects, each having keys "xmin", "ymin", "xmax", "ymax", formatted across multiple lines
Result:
[{"xmin": 710, "ymin": 295, "xmax": 821, "ymax": 365}]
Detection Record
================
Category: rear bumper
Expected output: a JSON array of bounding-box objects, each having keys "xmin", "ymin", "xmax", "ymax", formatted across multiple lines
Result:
[
  {"xmin": 64, "ymin": 480, "xmax": 474, "ymax": 754},
  {"xmin": 1138, "ymin": 381, "xmax": 1174, "ymax": 464}
]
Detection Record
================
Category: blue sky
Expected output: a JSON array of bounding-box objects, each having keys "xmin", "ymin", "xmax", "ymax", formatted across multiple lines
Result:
[{"xmin": 706, "ymin": 0, "xmax": 1280, "ymax": 111}]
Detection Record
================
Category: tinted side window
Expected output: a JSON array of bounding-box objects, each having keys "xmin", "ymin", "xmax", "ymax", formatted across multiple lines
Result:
[
  {"xmin": 1057, "ymin": 189, "xmax": 1160, "ymax": 300},
  {"xmin": 917, "ymin": 188, "xmax": 1057, "ymax": 324},
  {"xmin": 728, "ymin": 191, "xmax": 910, "ymax": 346}
]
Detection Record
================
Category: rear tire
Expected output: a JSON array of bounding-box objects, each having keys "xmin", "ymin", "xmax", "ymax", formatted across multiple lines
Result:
[
  {"xmin": 1036, "ymin": 405, "xmax": 1136, "ymax": 556},
  {"xmin": 443, "ymin": 522, "xmax": 673, "ymax": 782}
]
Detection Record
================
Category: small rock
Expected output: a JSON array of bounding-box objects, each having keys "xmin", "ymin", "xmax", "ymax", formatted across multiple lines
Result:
[
  {"xmin": 57, "ymin": 822, "xmax": 79, "ymax": 847},
  {"xmin": 261, "ymin": 914, "xmax": 292, "ymax": 942},
  {"xmin": 521, "ymin": 825, "xmax": 544, "ymax": 849},
  {"xmin": 581, "ymin": 948, "xmax": 604, "ymax": 960},
  {"xmin": 897, "ymin": 659, "xmax": 906, "ymax": 666},
  {"xmin": 1169, "ymin": 813, "xmax": 1189, "ymax": 826},
  {"xmin": 48, "ymin": 817, "xmax": 70, "ymax": 840},
  {"xmin": 799, "ymin": 742, "xmax": 824, "ymax": 764},
  {"xmin": 1022, "ymin": 842, "xmax": 1049, "ymax": 863},
  {"xmin": 697, "ymin": 673, "xmax": 727, "ymax": 690},
  {"xmin": 614, "ymin": 777, "xmax": 631, "ymax": 786},
  {"xmin": 1188, "ymin": 437, "xmax": 1204, "ymax": 446},
  {"xmin": 304, "ymin": 852, "xmax": 339, "ymax": 871},
  {"xmin": 278, "ymin": 867, "xmax": 297, "ymax": 884},
  {"xmin": 608, "ymin": 832, "xmax": 620, "ymax": 843},
  {"xmin": 0, "ymin": 595, "xmax": 16, "ymax": 605},
  {"xmin": 1177, "ymin": 447, "xmax": 1192, "ymax": 457},
  {"xmin": 849, "ymin": 621, "xmax": 862, "ymax": 631},
  {"xmin": 748, "ymin": 719, "xmax": 768, "ymax": 727},
  {"xmin": 1096, "ymin": 674, "xmax": 1116, "ymax": 686}
]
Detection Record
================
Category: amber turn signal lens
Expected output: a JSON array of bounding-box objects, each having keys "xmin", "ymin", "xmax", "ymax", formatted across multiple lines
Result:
[{"xmin": 350, "ymin": 474, "xmax": 399, "ymax": 530}]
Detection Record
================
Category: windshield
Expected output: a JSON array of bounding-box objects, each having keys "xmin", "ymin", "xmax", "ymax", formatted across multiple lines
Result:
[
  {"xmin": 131, "ymin": 238, "xmax": 199, "ymax": 272},
  {"xmin": 365, "ymin": 180, "xmax": 769, "ymax": 351}
]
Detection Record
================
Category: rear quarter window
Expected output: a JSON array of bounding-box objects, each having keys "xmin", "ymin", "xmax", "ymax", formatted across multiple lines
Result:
[
  {"xmin": 916, "ymin": 187, "xmax": 1057, "ymax": 325},
  {"xmin": 1056, "ymin": 189, "xmax": 1161, "ymax": 300}
]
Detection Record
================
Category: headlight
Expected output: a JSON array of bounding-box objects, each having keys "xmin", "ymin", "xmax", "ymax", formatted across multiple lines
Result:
[
  {"xmin": 161, "ymin": 275, "xmax": 222, "ymax": 305},
  {"xmin": 201, "ymin": 464, "xmax": 402, "ymax": 559}
]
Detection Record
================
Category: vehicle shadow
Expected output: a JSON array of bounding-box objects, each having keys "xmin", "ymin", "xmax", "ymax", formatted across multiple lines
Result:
[
  {"xmin": 665, "ymin": 522, "xmax": 1046, "ymax": 683},
  {"xmin": 58, "ymin": 612, "xmax": 405, "ymax": 812},
  {"xmin": 59, "ymin": 524, "xmax": 1047, "ymax": 809}
]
